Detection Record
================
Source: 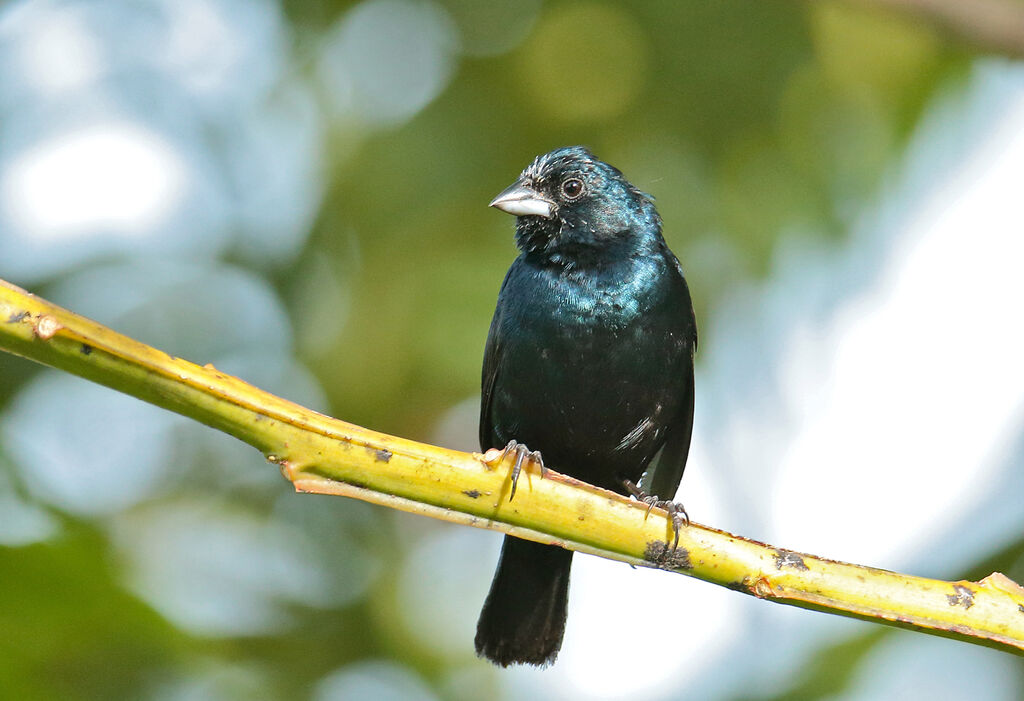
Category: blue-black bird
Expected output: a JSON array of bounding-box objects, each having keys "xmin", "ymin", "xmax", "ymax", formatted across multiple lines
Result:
[{"xmin": 476, "ymin": 147, "xmax": 698, "ymax": 667}]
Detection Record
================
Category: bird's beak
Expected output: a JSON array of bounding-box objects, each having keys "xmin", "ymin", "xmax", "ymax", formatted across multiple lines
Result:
[{"xmin": 489, "ymin": 181, "xmax": 555, "ymax": 219}]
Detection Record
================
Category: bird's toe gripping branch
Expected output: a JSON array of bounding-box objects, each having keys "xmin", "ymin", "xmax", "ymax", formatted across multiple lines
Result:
[
  {"xmin": 622, "ymin": 479, "xmax": 689, "ymax": 551},
  {"xmin": 483, "ymin": 440, "xmax": 546, "ymax": 501}
]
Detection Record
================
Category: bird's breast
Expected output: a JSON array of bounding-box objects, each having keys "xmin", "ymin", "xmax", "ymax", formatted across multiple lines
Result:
[
  {"xmin": 514, "ymin": 256, "xmax": 665, "ymax": 334},
  {"xmin": 490, "ymin": 255, "xmax": 690, "ymax": 482}
]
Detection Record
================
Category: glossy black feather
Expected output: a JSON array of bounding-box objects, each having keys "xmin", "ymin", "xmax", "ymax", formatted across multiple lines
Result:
[{"xmin": 476, "ymin": 146, "xmax": 697, "ymax": 667}]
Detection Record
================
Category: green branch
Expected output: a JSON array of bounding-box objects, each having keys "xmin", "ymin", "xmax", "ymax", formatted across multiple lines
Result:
[{"xmin": 1, "ymin": 276, "xmax": 1023, "ymax": 655}]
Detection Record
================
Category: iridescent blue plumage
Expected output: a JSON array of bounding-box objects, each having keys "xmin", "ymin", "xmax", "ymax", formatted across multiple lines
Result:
[{"xmin": 476, "ymin": 147, "xmax": 698, "ymax": 667}]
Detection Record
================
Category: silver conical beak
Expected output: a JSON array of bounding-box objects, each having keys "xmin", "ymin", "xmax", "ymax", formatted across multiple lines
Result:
[{"xmin": 489, "ymin": 181, "xmax": 555, "ymax": 219}]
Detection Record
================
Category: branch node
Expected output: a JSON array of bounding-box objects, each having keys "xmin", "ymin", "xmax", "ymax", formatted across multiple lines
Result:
[{"xmin": 34, "ymin": 314, "xmax": 62, "ymax": 340}]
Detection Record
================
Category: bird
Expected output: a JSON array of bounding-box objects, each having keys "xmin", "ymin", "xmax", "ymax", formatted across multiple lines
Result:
[{"xmin": 475, "ymin": 146, "xmax": 698, "ymax": 667}]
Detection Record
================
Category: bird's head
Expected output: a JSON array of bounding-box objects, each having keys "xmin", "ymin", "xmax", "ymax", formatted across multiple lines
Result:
[{"xmin": 489, "ymin": 146, "xmax": 660, "ymax": 263}]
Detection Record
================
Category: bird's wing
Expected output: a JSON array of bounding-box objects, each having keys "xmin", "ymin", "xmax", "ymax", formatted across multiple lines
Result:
[
  {"xmin": 671, "ymin": 253, "xmax": 697, "ymax": 352},
  {"xmin": 479, "ymin": 268, "xmax": 513, "ymax": 451},
  {"xmin": 640, "ymin": 360, "xmax": 694, "ymax": 500},
  {"xmin": 640, "ymin": 252, "xmax": 698, "ymax": 500}
]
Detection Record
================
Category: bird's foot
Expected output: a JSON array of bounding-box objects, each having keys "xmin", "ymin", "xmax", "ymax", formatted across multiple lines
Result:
[
  {"xmin": 483, "ymin": 440, "xmax": 545, "ymax": 501},
  {"xmin": 622, "ymin": 479, "xmax": 689, "ymax": 551}
]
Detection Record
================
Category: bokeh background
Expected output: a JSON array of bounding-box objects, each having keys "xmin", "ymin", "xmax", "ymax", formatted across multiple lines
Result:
[{"xmin": 1, "ymin": 0, "xmax": 1023, "ymax": 698}]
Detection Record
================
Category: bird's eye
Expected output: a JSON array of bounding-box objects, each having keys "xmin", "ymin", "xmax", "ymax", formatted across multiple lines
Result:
[{"xmin": 560, "ymin": 177, "xmax": 584, "ymax": 200}]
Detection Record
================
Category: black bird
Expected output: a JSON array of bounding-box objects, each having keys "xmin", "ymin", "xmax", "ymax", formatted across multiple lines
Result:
[{"xmin": 476, "ymin": 147, "xmax": 698, "ymax": 667}]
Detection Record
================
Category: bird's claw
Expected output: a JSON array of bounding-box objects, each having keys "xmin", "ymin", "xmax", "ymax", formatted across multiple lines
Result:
[
  {"xmin": 485, "ymin": 440, "xmax": 545, "ymax": 501},
  {"xmin": 622, "ymin": 479, "xmax": 689, "ymax": 551}
]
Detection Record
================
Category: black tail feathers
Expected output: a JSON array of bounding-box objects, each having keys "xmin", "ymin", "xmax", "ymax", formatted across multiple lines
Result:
[{"xmin": 475, "ymin": 536, "xmax": 574, "ymax": 667}]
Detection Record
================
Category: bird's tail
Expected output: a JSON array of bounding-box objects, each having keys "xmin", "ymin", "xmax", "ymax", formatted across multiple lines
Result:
[{"xmin": 475, "ymin": 535, "xmax": 574, "ymax": 667}]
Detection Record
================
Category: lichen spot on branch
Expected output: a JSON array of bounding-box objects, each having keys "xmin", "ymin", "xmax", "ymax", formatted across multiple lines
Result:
[
  {"xmin": 644, "ymin": 540, "xmax": 692, "ymax": 570},
  {"xmin": 774, "ymin": 549, "xmax": 810, "ymax": 571},
  {"xmin": 947, "ymin": 584, "xmax": 975, "ymax": 609}
]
